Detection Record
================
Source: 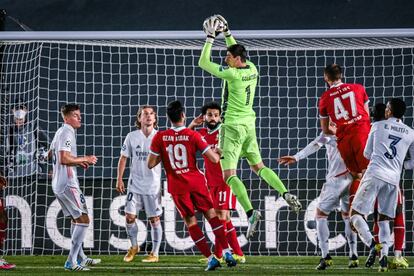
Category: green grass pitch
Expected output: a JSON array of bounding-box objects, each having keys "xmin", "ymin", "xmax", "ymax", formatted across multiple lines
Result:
[{"xmin": 4, "ymin": 255, "xmax": 414, "ymax": 275}]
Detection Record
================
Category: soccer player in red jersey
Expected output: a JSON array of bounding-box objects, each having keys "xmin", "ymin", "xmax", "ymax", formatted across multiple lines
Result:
[
  {"xmin": 318, "ymin": 64, "xmax": 371, "ymax": 207},
  {"xmin": 189, "ymin": 102, "xmax": 245, "ymax": 264},
  {"xmin": 147, "ymin": 100, "xmax": 237, "ymax": 271}
]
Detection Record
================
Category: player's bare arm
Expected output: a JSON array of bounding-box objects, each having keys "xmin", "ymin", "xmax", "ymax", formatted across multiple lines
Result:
[
  {"xmin": 116, "ymin": 155, "xmax": 127, "ymax": 194},
  {"xmin": 320, "ymin": 117, "xmax": 335, "ymax": 135},
  {"xmin": 59, "ymin": 151, "xmax": 97, "ymax": 167},
  {"xmin": 278, "ymin": 156, "xmax": 297, "ymax": 166},
  {"xmin": 0, "ymin": 175, "xmax": 7, "ymax": 189},
  {"xmin": 188, "ymin": 114, "xmax": 204, "ymax": 130},
  {"xmin": 203, "ymin": 148, "xmax": 220, "ymax": 164},
  {"xmin": 147, "ymin": 153, "xmax": 161, "ymax": 169}
]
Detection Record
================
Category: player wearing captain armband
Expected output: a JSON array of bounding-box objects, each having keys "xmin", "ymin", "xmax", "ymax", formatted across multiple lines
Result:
[
  {"xmin": 369, "ymin": 103, "xmax": 408, "ymax": 270},
  {"xmin": 319, "ymin": 64, "xmax": 371, "ymax": 211},
  {"xmin": 189, "ymin": 102, "xmax": 245, "ymax": 264},
  {"xmin": 350, "ymin": 99, "xmax": 414, "ymax": 272},
  {"xmin": 147, "ymin": 101, "xmax": 237, "ymax": 271},
  {"xmin": 278, "ymin": 123, "xmax": 358, "ymax": 270},
  {"xmin": 49, "ymin": 104, "xmax": 100, "ymax": 271},
  {"xmin": 116, "ymin": 106, "xmax": 162, "ymax": 263},
  {"xmin": 199, "ymin": 14, "xmax": 301, "ymax": 239}
]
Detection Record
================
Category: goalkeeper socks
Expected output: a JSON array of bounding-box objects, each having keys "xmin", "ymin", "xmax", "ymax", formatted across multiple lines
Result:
[
  {"xmin": 226, "ymin": 220, "xmax": 244, "ymax": 256},
  {"xmin": 258, "ymin": 167, "xmax": 288, "ymax": 195},
  {"xmin": 71, "ymin": 223, "xmax": 87, "ymax": 260},
  {"xmin": 208, "ymin": 216, "xmax": 230, "ymax": 252},
  {"xmin": 150, "ymin": 220, "xmax": 162, "ymax": 256},
  {"xmin": 68, "ymin": 223, "xmax": 88, "ymax": 265},
  {"xmin": 188, "ymin": 224, "xmax": 211, "ymax": 258},
  {"xmin": 350, "ymin": 214, "xmax": 373, "ymax": 247},
  {"xmin": 126, "ymin": 222, "xmax": 138, "ymax": 247},
  {"xmin": 226, "ymin": 175, "xmax": 253, "ymax": 212},
  {"xmin": 378, "ymin": 220, "xmax": 390, "ymax": 258},
  {"xmin": 393, "ymin": 210, "xmax": 405, "ymax": 251},
  {"xmin": 316, "ymin": 216, "xmax": 329, "ymax": 258},
  {"xmin": 343, "ymin": 217, "xmax": 358, "ymax": 257},
  {"xmin": 214, "ymin": 220, "xmax": 227, "ymax": 258}
]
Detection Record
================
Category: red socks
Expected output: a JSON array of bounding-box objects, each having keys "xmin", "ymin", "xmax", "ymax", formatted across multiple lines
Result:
[
  {"xmin": 188, "ymin": 224, "xmax": 211, "ymax": 258},
  {"xmin": 226, "ymin": 220, "xmax": 244, "ymax": 256}
]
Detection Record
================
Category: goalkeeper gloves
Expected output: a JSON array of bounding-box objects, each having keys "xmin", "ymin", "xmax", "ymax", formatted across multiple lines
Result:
[
  {"xmin": 215, "ymin": 14, "xmax": 231, "ymax": 37},
  {"xmin": 203, "ymin": 16, "xmax": 220, "ymax": 43}
]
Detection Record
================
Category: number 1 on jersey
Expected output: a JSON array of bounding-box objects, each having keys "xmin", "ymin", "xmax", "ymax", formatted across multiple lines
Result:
[{"xmin": 334, "ymin": 91, "xmax": 357, "ymax": 120}]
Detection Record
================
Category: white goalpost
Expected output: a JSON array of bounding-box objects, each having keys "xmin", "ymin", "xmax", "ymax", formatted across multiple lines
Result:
[{"xmin": 1, "ymin": 29, "xmax": 414, "ymax": 256}]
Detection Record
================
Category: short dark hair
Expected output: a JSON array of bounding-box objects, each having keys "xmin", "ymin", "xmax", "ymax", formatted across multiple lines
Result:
[
  {"xmin": 201, "ymin": 101, "xmax": 221, "ymax": 115},
  {"xmin": 61, "ymin": 104, "xmax": 80, "ymax": 117},
  {"xmin": 388, "ymin": 98, "xmax": 406, "ymax": 118},
  {"xmin": 370, "ymin": 103, "xmax": 386, "ymax": 122},
  {"xmin": 227, "ymin": 44, "xmax": 247, "ymax": 62},
  {"xmin": 167, "ymin": 100, "xmax": 184, "ymax": 123},
  {"xmin": 135, "ymin": 105, "xmax": 158, "ymax": 129},
  {"xmin": 324, "ymin": 64, "xmax": 342, "ymax": 81}
]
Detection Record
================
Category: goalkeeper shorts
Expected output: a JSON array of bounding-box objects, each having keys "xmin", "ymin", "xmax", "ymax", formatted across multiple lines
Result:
[{"xmin": 219, "ymin": 123, "xmax": 262, "ymax": 171}]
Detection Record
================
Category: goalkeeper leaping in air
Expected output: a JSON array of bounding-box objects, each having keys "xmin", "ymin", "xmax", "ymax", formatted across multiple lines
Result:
[{"xmin": 198, "ymin": 15, "xmax": 302, "ymax": 238}]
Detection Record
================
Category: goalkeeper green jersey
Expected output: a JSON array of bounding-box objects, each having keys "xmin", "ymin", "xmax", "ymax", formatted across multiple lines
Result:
[{"xmin": 199, "ymin": 37, "xmax": 258, "ymax": 125}]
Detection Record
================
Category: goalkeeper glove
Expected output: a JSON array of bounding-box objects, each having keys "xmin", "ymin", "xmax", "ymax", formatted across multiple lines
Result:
[
  {"xmin": 203, "ymin": 16, "xmax": 220, "ymax": 43},
  {"xmin": 215, "ymin": 14, "xmax": 231, "ymax": 37}
]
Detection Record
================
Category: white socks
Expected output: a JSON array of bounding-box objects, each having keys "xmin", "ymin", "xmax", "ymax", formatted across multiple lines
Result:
[
  {"xmin": 71, "ymin": 223, "xmax": 87, "ymax": 260},
  {"xmin": 68, "ymin": 223, "xmax": 88, "ymax": 265},
  {"xmin": 350, "ymin": 214, "xmax": 373, "ymax": 247},
  {"xmin": 316, "ymin": 217, "xmax": 329, "ymax": 258},
  {"xmin": 343, "ymin": 217, "xmax": 358, "ymax": 257},
  {"xmin": 378, "ymin": 220, "xmax": 390, "ymax": 258},
  {"xmin": 126, "ymin": 222, "xmax": 138, "ymax": 247},
  {"xmin": 150, "ymin": 220, "xmax": 162, "ymax": 256}
]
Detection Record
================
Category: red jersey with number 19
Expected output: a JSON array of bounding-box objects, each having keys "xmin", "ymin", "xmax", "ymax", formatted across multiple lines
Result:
[
  {"xmin": 150, "ymin": 126, "xmax": 210, "ymax": 195},
  {"xmin": 319, "ymin": 82, "xmax": 370, "ymax": 139}
]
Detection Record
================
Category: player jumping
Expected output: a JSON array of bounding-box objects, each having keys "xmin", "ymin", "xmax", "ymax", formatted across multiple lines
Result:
[{"xmin": 199, "ymin": 14, "xmax": 301, "ymax": 239}]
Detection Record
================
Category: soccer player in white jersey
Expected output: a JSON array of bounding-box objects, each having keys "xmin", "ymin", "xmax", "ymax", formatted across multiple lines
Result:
[
  {"xmin": 49, "ymin": 104, "xmax": 99, "ymax": 271},
  {"xmin": 116, "ymin": 106, "xmax": 162, "ymax": 263},
  {"xmin": 279, "ymin": 123, "xmax": 358, "ymax": 270},
  {"xmin": 350, "ymin": 98, "xmax": 414, "ymax": 272}
]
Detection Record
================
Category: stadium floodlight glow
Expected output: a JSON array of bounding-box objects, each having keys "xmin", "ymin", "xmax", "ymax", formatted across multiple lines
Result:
[{"xmin": 1, "ymin": 29, "xmax": 413, "ymax": 256}]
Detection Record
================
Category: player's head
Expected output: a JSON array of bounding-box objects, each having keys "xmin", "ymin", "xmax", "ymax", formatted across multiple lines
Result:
[
  {"xmin": 136, "ymin": 105, "xmax": 157, "ymax": 129},
  {"xmin": 324, "ymin": 64, "xmax": 342, "ymax": 84},
  {"xmin": 61, "ymin": 104, "xmax": 81, "ymax": 129},
  {"xmin": 201, "ymin": 101, "xmax": 221, "ymax": 130},
  {"xmin": 370, "ymin": 103, "xmax": 386, "ymax": 122},
  {"xmin": 167, "ymin": 100, "xmax": 185, "ymax": 124},
  {"xmin": 226, "ymin": 44, "xmax": 247, "ymax": 67},
  {"xmin": 386, "ymin": 98, "xmax": 406, "ymax": 119},
  {"xmin": 12, "ymin": 104, "xmax": 27, "ymax": 127}
]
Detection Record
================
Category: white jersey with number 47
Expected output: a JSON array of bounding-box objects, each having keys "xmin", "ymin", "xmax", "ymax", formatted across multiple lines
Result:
[
  {"xmin": 50, "ymin": 123, "xmax": 79, "ymax": 194},
  {"xmin": 364, "ymin": 117, "xmax": 414, "ymax": 185}
]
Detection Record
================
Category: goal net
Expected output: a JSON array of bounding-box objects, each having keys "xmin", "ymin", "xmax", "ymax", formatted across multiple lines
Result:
[{"xmin": 1, "ymin": 30, "xmax": 413, "ymax": 256}]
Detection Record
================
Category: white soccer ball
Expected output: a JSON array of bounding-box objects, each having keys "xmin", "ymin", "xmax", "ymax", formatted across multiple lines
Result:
[{"xmin": 203, "ymin": 16, "xmax": 225, "ymax": 35}]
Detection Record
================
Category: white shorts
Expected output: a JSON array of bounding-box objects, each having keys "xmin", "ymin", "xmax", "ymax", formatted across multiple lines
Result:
[
  {"xmin": 318, "ymin": 173, "xmax": 352, "ymax": 214},
  {"xmin": 352, "ymin": 175, "xmax": 398, "ymax": 218},
  {"xmin": 125, "ymin": 191, "xmax": 163, "ymax": 218},
  {"xmin": 55, "ymin": 186, "xmax": 88, "ymax": 219}
]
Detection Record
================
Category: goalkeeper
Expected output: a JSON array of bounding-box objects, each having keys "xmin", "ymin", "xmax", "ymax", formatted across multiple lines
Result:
[{"xmin": 198, "ymin": 15, "xmax": 302, "ymax": 238}]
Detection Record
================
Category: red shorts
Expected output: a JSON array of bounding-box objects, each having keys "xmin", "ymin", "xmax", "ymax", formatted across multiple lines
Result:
[
  {"xmin": 171, "ymin": 185, "xmax": 214, "ymax": 218},
  {"xmin": 337, "ymin": 124, "xmax": 370, "ymax": 174},
  {"xmin": 210, "ymin": 184, "xmax": 237, "ymax": 210}
]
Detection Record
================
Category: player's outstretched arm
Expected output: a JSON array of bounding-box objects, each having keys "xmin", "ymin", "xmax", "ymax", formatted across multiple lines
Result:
[
  {"xmin": 116, "ymin": 155, "xmax": 127, "ymax": 194},
  {"xmin": 188, "ymin": 114, "xmax": 204, "ymax": 130},
  {"xmin": 59, "ymin": 151, "xmax": 97, "ymax": 168},
  {"xmin": 215, "ymin": 14, "xmax": 237, "ymax": 46}
]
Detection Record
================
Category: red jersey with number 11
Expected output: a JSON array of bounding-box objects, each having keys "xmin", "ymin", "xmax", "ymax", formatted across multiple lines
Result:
[
  {"xmin": 150, "ymin": 126, "xmax": 210, "ymax": 195},
  {"xmin": 319, "ymin": 82, "xmax": 370, "ymax": 139}
]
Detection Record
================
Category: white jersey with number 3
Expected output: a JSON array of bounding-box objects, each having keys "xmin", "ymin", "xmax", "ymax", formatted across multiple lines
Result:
[
  {"xmin": 121, "ymin": 129, "xmax": 161, "ymax": 195},
  {"xmin": 364, "ymin": 117, "xmax": 414, "ymax": 185},
  {"xmin": 50, "ymin": 123, "xmax": 79, "ymax": 194}
]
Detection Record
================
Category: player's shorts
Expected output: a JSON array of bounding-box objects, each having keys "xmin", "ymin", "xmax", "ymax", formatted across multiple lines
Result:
[
  {"xmin": 337, "ymin": 124, "xmax": 370, "ymax": 174},
  {"xmin": 209, "ymin": 184, "xmax": 237, "ymax": 210},
  {"xmin": 352, "ymin": 174, "xmax": 399, "ymax": 218},
  {"xmin": 219, "ymin": 123, "xmax": 262, "ymax": 171},
  {"xmin": 125, "ymin": 191, "xmax": 163, "ymax": 218},
  {"xmin": 318, "ymin": 173, "xmax": 352, "ymax": 214},
  {"xmin": 55, "ymin": 186, "xmax": 88, "ymax": 219},
  {"xmin": 171, "ymin": 185, "xmax": 214, "ymax": 218}
]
